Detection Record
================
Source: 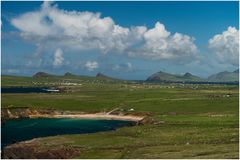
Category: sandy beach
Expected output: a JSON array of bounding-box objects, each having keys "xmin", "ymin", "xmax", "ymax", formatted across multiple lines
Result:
[{"xmin": 29, "ymin": 113, "xmax": 145, "ymax": 122}]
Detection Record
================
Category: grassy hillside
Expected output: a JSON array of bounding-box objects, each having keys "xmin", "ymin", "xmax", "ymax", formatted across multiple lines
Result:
[
  {"xmin": 1, "ymin": 75, "xmax": 239, "ymax": 158},
  {"xmin": 147, "ymin": 71, "xmax": 204, "ymax": 82},
  {"xmin": 1, "ymin": 73, "xmax": 127, "ymax": 87},
  {"xmin": 147, "ymin": 70, "xmax": 239, "ymax": 83},
  {"xmin": 208, "ymin": 70, "xmax": 239, "ymax": 82}
]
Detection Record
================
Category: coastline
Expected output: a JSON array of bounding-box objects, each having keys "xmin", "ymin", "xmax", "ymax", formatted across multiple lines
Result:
[
  {"xmin": 2, "ymin": 108, "xmax": 146, "ymax": 122},
  {"xmin": 28, "ymin": 113, "xmax": 145, "ymax": 122}
]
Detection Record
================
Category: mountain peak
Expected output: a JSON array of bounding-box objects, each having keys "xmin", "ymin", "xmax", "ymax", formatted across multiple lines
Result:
[
  {"xmin": 183, "ymin": 72, "xmax": 192, "ymax": 77},
  {"xmin": 208, "ymin": 70, "xmax": 239, "ymax": 82},
  {"xmin": 157, "ymin": 71, "xmax": 165, "ymax": 74},
  {"xmin": 96, "ymin": 72, "xmax": 112, "ymax": 79},
  {"xmin": 33, "ymin": 72, "xmax": 52, "ymax": 78},
  {"xmin": 96, "ymin": 72, "xmax": 120, "ymax": 81},
  {"xmin": 233, "ymin": 69, "xmax": 239, "ymax": 73},
  {"xmin": 64, "ymin": 72, "xmax": 75, "ymax": 77},
  {"xmin": 147, "ymin": 71, "xmax": 203, "ymax": 82},
  {"xmin": 96, "ymin": 72, "xmax": 106, "ymax": 78}
]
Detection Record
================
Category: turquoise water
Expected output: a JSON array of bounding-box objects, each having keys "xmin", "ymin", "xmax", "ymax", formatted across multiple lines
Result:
[{"xmin": 1, "ymin": 118, "xmax": 134, "ymax": 147}]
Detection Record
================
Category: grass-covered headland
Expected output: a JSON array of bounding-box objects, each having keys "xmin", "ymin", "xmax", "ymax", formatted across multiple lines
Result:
[{"xmin": 1, "ymin": 74, "xmax": 239, "ymax": 159}]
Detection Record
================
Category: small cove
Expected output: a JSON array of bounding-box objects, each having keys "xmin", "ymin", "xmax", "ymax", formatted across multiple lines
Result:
[{"xmin": 1, "ymin": 118, "xmax": 134, "ymax": 148}]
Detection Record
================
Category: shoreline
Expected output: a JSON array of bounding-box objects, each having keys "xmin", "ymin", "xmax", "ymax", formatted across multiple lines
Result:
[
  {"xmin": 2, "ymin": 108, "xmax": 147, "ymax": 123},
  {"xmin": 28, "ymin": 113, "xmax": 145, "ymax": 122}
]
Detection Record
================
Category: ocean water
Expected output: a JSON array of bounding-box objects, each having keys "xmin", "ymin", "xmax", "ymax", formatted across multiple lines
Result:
[
  {"xmin": 1, "ymin": 118, "xmax": 134, "ymax": 147},
  {"xmin": 1, "ymin": 87, "xmax": 52, "ymax": 93}
]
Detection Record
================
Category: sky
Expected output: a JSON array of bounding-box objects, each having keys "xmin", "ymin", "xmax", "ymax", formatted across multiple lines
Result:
[{"xmin": 1, "ymin": 1, "xmax": 239, "ymax": 80}]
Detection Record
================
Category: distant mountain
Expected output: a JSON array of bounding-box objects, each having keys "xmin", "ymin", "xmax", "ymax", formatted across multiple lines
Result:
[
  {"xmin": 32, "ymin": 71, "xmax": 121, "ymax": 82},
  {"xmin": 233, "ymin": 69, "xmax": 239, "ymax": 73},
  {"xmin": 146, "ymin": 71, "xmax": 204, "ymax": 82},
  {"xmin": 182, "ymin": 72, "xmax": 202, "ymax": 81},
  {"xmin": 96, "ymin": 72, "xmax": 109, "ymax": 78},
  {"xmin": 31, "ymin": 69, "xmax": 239, "ymax": 83},
  {"xmin": 96, "ymin": 72, "xmax": 123, "ymax": 82},
  {"xmin": 96, "ymin": 72, "xmax": 117, "ymax": 80},
  {"xmin": 64, "ymin": 72, "xmax": 76, "ymax": 77},
  {"xmin": 208, "ymin": 69, "xmax": 239, "ymax": 82},
  {"xmin": 33, "ymin": 72, "xmax": 56, "ymax": 78}
]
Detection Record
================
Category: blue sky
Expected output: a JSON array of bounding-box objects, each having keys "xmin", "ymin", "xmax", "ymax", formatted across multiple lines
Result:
[{"xmin": 1, "ymin": 1, "xmax": 239, "ymax": 80}]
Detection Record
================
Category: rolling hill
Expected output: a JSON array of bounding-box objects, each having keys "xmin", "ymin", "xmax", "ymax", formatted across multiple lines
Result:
[
  {"xmin": 146, "ymin": 71, "xmax": 204, "ymax": 82},
  {"xmin": 33, "ymin": 72, "xmax": 57, "ymax": 78},
  {"xmin": 207, "ymin": 69, "xmax": 239, "ymax": 82}
]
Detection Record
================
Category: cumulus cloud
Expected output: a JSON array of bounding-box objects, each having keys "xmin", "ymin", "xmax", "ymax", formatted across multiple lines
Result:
[
  {"xmin": 11, "ymin": 1, "xmax": 198, "ymax": 62},
  {"xmin": 85, "ymin": 61, "xmax": 99, "ymax": 71},
  {"xmin": 113, "ymin": 62, "xmax": 133, "ymax": 72},
  {"xmin": 53, "ymin": 48, "xmax": 64, "ymax": 67},
  {"xmin": 208, "ymin": 26, "xmax": 239, "ymax": 66},
  {"xmin": 2, "ymin": 69, "xmax": 20, "ymax": 74},
  {"xmin": 128, "ymin": 22, "xmax": 198, "ymax": 61}
]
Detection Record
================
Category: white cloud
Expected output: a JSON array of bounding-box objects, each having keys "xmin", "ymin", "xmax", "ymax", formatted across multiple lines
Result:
[
  {"xmin": 113, "ymin": 62, "xmax": 133, "ymax": 72},
  {"xmin": 208, "ymin": 26, "xmax": 239, "ymax": 66},
  {"xmin": 128, "ymin": 23, "xmax": 198, "ymax": 61},
  {"xmin": 2, "ymin": 69, "xmax": 20, "ymax": 74},
  {"xmin": 85, "ymin": 61, "xmax": 99, "ymax": 71},
  {"xmin": 53, "ymin": 48, "xmax": 64, "ymax": 67},
  {"xmin": 126, "ymin": 62, "xmax": 132, "ymax": 69},
  {"xmin": 11, "ymin": 2, "xmax": 198, "ymax": 63}
]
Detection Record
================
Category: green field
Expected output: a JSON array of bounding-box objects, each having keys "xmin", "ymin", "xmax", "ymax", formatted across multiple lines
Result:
[{"xmin": 1, "ymin": 75, "xmax": 239, "ymax": 158}]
